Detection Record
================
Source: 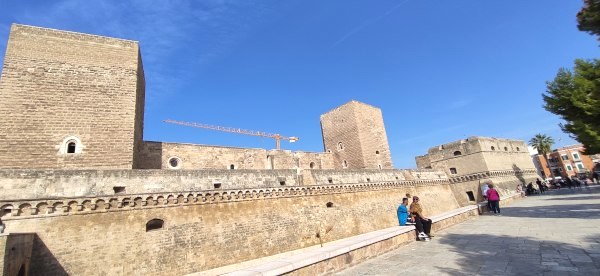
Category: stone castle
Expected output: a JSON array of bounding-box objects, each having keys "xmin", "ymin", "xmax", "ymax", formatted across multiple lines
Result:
[{"xmin": 0, "ymin": 24, "xmax": 539, "ymax": 275}]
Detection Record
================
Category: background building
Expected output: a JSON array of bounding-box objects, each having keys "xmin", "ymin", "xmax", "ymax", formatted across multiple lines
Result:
[
  {"xmin": 415, "ymin": 136, "xmax": 535, "ymax": 176},
  {"xmin": 537, "ymin": 144, "xmax": 596, "ymax": 179}
]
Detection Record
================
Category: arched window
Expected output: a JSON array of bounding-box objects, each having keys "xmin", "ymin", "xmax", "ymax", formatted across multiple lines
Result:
[
  {"xmin": 309, "ymin": 162, "xmax": 315, "ymax": 169},
  {"xmin": 453, "ymin": 151, "xmax": 462, "ymax": 156},
  {"xmin": 491, "ymin": 146, "xmax": 495, "ymax": 151},
  {"xmin": 338, "ymin": 142, "xmax": 344, "ymax": 150},
  {"xmin": 376, "ymin": 150, "xmax": 380, "ymax": 154},
  {"xmin": 504, "ymin": 147, "xmax": 508, "ymax": 151},
  {"xmin": 146, "ymin": 219, "xmax": 164, "ymax": 232},
  {"xmin": 343, "ymin": 160, "xmax": 348, "ymax": 168},
  {"xmin": 67, "ymin": 142, "xmax": 76, "ymax": 153},
  {"xmin": 230, "ymin": 164, "xmax": 235, "ymax": 170},
  {"xmin": 326, "ymin": 202, "xmax": 334, "ymax": 208},
  {"xmin": 516, "ymin": 147, "xmax": 520, "ymax": 151},
  {"xmin": 60, "ymin": 136, "xmax": 82, "ymax": 154}
]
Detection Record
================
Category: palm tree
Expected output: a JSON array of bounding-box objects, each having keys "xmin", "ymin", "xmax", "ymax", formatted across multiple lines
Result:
[{"xmin": 529, "ymin": 134, "xmax": 555, "ymax": 179}]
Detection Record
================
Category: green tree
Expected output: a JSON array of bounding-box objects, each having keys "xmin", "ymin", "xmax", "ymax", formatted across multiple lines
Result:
[
  {"xmin": 529, "ymin": 134, "xmax": 555, "ymax": 178},
  {"xmin": 543, "ymin": 59, "xmax": 600, "ymax": 154},
  {"xmin": 577, "ymin": 0, "xmax": 600, "ymax": 38},
  {"xmin": 542, "ymin": 1, "xmax": 600, "ymax": 155}
]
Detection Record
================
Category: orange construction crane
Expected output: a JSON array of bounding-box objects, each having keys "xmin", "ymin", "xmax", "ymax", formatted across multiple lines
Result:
[{"xmin": 163, "ymin": 119, "xmax": 299, "ymax": 150}]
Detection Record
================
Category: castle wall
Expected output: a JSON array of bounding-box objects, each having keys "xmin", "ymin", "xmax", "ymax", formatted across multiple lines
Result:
[
  {"xmin": 309, "ymin": 169, "xmax": 447, "ymax": 185},
  {"xmin": 0, "ymin": 24, "xmax": 145, "ymax": 169},
  {"xmin": 0, "ymin": 169, "xmax": 300, "ymax": 200},
  {"xmin": 1, "ymin": 181, "xmax": 460, "ymax": 275},
  {"xmin": 0, "ymin": 233, "xmax": 34, "ymax": 276},
  {"xmin": 417, "ymin": 137, "xmax": 536, "ymax": 176},
  {"xmin": 447, "ymin": 169, "xmax": 538, "ymax": 207},
  {"xmin": 135, "ymin": 141, "xmax": 335, "ymax": 170}
]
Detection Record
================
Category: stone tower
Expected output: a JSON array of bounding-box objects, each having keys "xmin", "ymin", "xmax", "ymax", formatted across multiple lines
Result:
[
  {"xmin": 320, "ymin": 100, "xmax": 393, "ymax": 169},
  {"xmin": 0, "ymin": 24, "xmax": 145, "ymax": 169}
]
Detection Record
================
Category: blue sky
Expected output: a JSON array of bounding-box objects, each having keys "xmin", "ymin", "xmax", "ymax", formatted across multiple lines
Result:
[{"xmin": 0, "ymin": 0, "xmax": 597, "ymax": 168}]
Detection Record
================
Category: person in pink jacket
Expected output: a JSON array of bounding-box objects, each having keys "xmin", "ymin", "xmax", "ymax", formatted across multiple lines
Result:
[{"xmin": 486, "ymin": 184, "xmax": 501, "ymax": 215}]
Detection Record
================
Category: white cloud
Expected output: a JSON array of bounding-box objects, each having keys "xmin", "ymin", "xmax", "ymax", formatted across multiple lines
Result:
[{"xmin": 10, "ymin": 0, "xmax": 279, "ymax": 108}]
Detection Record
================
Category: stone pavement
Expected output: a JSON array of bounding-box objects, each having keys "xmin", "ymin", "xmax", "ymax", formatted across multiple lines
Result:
[{"xmin": 336, "ymin": 186, "xmax": 600, "ymax": 276}]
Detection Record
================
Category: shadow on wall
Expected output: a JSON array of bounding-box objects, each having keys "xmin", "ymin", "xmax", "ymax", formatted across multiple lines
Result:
[
  {"xmin": 512, "ymin": 164, "xmax": 526, "ymax": 185},
  {"xmin": 137, "ymin": 142, "xmax": 163, "ymax": 169},
  {"xmin": 433, "ymin": 233, "xmax": 600, "ymax": 275},
  {"xmin": 29, "ymin": 234, "xmax": 68, "ymax": 276}
]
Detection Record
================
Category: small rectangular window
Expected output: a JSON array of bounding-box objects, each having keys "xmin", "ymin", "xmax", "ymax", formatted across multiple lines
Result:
[
  {"xmin": 576, "ymin": 163, "xmax": 585, "ymax": 170},
  {"xmin": 572, "ymin": 153, "xmax": 580, "ymax": 160},
  {"xmin": 466, "ymin": 191, "xmax": 475, "ymax": 201},
  {"xmin": 566, "ymin": 165, "xmax": 572, "ymax": 171},
  {"xmin": 561, "ymin": 154, "xmax": 569, "ymax": 161},
  {"xmin": 450, "ymin": 168, "xmax": 458, "ymax": 174}
]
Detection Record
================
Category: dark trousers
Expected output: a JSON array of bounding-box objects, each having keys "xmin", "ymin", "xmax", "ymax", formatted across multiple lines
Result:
[
  {"xmin": 489, "ymin": 200, "xmax": 500, "ymax": 213},
  {"xmin": 415, "ymin": 215, "xmax": 432, "ymax": 235}
]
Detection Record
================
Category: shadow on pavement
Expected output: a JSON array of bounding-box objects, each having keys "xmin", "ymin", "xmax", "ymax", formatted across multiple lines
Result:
[
  {"xmin": 544, "ymin": 195, "xmax": 600, "ymax": 201},
  {"xmin": 434, "ymin": 233, "xmax": 600, "ymax": 275},
  {"xmin": 498, "ymin": 203, "xmax": 600, "ymax": 219}
]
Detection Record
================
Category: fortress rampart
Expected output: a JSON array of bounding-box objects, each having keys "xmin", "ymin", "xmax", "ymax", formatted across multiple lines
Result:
[{"xmin": 0, "ymin": 168, "xmax": 538, "ymax": 275}]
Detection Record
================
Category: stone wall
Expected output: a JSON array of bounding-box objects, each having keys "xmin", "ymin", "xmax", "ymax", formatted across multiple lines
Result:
[
  {"xmin": 310, "ymin": 169, "xmax": 447, "ymax": 185},
  {"xmin": 0, "ymin": 233, "xmax": 34, "ymax": 276},
  {"xmin": 447, "ymin": 169, "xmax": 539, "ymax": 207},
  {"xmin": 416, "ymin": 137, "xmax": 536, "ymax": 176},
  {"xmin": 0, "ymin": 169, "xmax": 300, "ymax": 200},
  {"xmin": 0, "ymin": 168, "xmax": 449, "ymax": 201},
  {"xmin": 0, "ymin": 181, "xmax": 460, "ymax": 275},
  {"xmin": 0, "ymin": 24, "xmax": 145, "ymax": 169},
  {"xmin": 320, "ymin": 101, "xmax": 393, "ymax": 170},
  {"xmin": 136, "ymin": 141, "xmax": 335, "ymax": 170}
]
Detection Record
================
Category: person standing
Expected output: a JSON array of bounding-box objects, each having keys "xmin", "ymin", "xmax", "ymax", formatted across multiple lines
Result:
[
  {"xmin": 536, "ymin": 178, "xmax": 545, "ymax": 194},
  {"xmin": 482, "ymin": 183, "xmax": 491, "ymax": 212},
  {"xmin": 397, "ymin": 198, "xmax": 409, "ymax": 226},
  {"xmin": 486, "ymin": 184, "xmax": 501, "ymax": 215}
]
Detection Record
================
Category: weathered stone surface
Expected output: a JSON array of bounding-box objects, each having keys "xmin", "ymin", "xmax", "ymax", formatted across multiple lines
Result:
[
  {"xmin": 0, "ymin": 24, "xmax": 145, "ymax": 169},
  {"xmin": 416, "ymin": 136, "xmax": 535, "ymax": 176},
  {"xmin": 320, "ymin": 101, "xmax": 393, "ymax": 170}
]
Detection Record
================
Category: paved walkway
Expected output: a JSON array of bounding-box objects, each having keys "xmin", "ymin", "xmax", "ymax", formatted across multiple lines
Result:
[{"xmin": 336, "ymin": 186, "xmax": 600, "ymax": 276}]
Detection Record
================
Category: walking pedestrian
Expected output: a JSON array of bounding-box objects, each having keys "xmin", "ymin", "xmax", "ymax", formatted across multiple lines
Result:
[{"xmin": 486, "ymin": 184, "xmax": 501, "ymax": 215}]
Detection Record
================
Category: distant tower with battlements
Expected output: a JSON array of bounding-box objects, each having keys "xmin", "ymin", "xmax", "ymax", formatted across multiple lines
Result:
[{"xmin": 320, "ymin": 100, "xmax": 393, "ymax": 169}]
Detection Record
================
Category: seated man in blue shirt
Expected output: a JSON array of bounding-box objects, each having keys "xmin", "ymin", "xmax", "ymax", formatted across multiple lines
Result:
[{"xmin": 397, "ymin": 197, "xmax": 410, "ymax": 226}]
